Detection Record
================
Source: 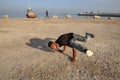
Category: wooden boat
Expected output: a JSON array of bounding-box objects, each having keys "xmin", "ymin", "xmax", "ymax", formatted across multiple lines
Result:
[{"xmin": 26, "ymin": 8, "xmax": 37, "ymax": 18}]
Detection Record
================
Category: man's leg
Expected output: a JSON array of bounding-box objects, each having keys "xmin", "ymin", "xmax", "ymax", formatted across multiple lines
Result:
[
  {"xmin": 69, "ymin": 39, "xmax": 87, "ymax": 53},
  {"xmin": 72, "ymin": 33, "xmax": 94, "ymax": 42},
  {"xmin": 69, "ymin": 39, "xmax": 93, "ymax": 56}
]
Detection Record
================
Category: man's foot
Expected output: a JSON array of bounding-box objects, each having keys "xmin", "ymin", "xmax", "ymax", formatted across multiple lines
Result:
[
  {"xmin": 86, "ymin": 33, "xmax": 95, "ymax": 38},
  {"xmin": 86, "ymin": 50, "xmax": 93, "ymax": 56}
]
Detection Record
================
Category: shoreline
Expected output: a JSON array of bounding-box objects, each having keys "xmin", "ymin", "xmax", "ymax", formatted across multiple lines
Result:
[
  {"xmin": 1, "ymin": 14, "xmax": 120, "ymax": 20},
  {"xmin": 0, "ymin": 18, "xmax": 120, "ymax": 25}
]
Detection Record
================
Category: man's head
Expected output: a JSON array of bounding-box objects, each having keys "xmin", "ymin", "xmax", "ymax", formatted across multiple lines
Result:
[{"xmin": 48, "ymin": 41, "xmax": 59, "ymax": 50}]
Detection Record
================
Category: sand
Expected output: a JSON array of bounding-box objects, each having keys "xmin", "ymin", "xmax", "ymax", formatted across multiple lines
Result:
[{"xmin": 0, "ymin": 18, "xmax": 120, "ymax": 80}]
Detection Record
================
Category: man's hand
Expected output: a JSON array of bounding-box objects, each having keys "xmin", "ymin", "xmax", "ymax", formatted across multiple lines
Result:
[
  {"xmin": 71, "ymin": 57, "xmax": 76, "ymax": 62},
  {"xmin": 58, "ymin": 46, "xmax": 66, "ymax": 53},
  {"xmin": 58, "ymin": 50, "xmax": 64, "ymax": 53}
]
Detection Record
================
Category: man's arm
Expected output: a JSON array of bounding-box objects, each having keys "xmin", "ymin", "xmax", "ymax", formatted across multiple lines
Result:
[
  {"xmin": 58, "ymin": 45, "xmax": 66, "ymax": 53},
  {"xmin": 71, "ymin": 48, "xmax": 76, "ymax": 62},
  {"xmin": 62, "ymin": 45, "xmax": 66, "ymax": 52}
]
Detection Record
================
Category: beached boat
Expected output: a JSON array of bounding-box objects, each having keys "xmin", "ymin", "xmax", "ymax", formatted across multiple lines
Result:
[{"xmin": 26, "ymin": 8, "xmax": 37, "ymax": 18}]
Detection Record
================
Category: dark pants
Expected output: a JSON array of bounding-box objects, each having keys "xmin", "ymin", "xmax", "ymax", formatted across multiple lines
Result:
[{"xmin": 69, "ymin": 33, "xmax": 91, "ymax": 53}]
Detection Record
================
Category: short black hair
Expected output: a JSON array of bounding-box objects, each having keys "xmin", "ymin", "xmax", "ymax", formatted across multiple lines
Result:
[{"xmin": 48, "ymin": 41, "xmax": 53, "ymax": 47}]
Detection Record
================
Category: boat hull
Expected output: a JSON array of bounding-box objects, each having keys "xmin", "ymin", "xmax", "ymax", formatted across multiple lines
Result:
[
  {"xmin": 26, "ymin": 9, "xmax": 37, "ymax": 18},
  {"xmin": 26, "ymin": 13, "xmax": 37, "ymax": 18}
]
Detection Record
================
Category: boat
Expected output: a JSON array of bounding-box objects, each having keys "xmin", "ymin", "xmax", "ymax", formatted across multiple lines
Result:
[{"xmin": 26, "ymin": 8, "xmax": 37, "ymax": 18}]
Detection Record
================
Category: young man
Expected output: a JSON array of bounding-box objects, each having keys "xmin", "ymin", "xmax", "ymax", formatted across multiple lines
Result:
[{"xmin": 48, "ymin": 32, "xmax": 95, "ymax": 62}]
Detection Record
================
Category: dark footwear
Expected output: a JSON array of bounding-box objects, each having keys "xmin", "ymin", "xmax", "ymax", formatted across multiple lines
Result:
[{"xmin": 86, "ymin": 33, "xmax": 95, "ymax": 38}]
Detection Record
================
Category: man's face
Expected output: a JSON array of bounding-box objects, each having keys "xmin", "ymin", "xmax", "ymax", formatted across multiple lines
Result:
[{"xmin": 50, "ymin": 42, "xmax": 59, "ymax": 50}]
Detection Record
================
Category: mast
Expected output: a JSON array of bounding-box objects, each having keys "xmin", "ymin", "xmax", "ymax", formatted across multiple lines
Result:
[{"xmin": 28, "ymin": 0, "xmax": 31, "ymax": 9}]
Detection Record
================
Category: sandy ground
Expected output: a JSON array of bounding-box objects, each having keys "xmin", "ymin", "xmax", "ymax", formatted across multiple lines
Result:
[{"xmin": 0, "ymin": 18, "xmax": 120, "ymax": 80}]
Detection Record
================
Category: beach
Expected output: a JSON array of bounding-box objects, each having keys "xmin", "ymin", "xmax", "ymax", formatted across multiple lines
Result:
[{"xmin": 0, "ymin": 18, "xmax": 120, "ymax": 80}]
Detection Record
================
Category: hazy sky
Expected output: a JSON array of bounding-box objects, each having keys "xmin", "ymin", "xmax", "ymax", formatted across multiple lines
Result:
[{"xmin": 0, "ymin": 0, "xmax": 120, "ymax": 15}]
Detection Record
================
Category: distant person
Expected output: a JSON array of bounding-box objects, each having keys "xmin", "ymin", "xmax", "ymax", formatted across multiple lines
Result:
[
  {"xmin": 48, "ymin": 32, "xmax": 95, "ymax": 62},
  {"xmin": 46, "ymin": 10, "xmax": 49, "ymax": 18}
]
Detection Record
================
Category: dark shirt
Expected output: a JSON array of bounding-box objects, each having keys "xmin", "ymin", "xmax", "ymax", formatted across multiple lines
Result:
[
  {"xmin": 46, "ymin": 10, "xmax": 48, "ymax": 16},
  {"xmin": 55, "ymin": 33, "xmax": 74, "ymax": 47}
]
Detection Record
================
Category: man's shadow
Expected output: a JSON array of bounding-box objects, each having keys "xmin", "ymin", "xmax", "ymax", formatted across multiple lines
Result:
[
  {"xmin": 26, "ymin": 38, "xmax": 55, "ymax": 52},
  {"xmin": 26, "ymin": 37, "xmax": 72, "ymax": 61}
]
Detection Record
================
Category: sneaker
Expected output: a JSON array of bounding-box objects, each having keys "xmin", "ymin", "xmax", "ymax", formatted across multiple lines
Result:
[
  {"xmin": 86, "ymin": 33, "xmax": 95, "ymax": 38},
  {"xmin": 86, "ymin": 50, "xmax": 93, "ymax": 57}
]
